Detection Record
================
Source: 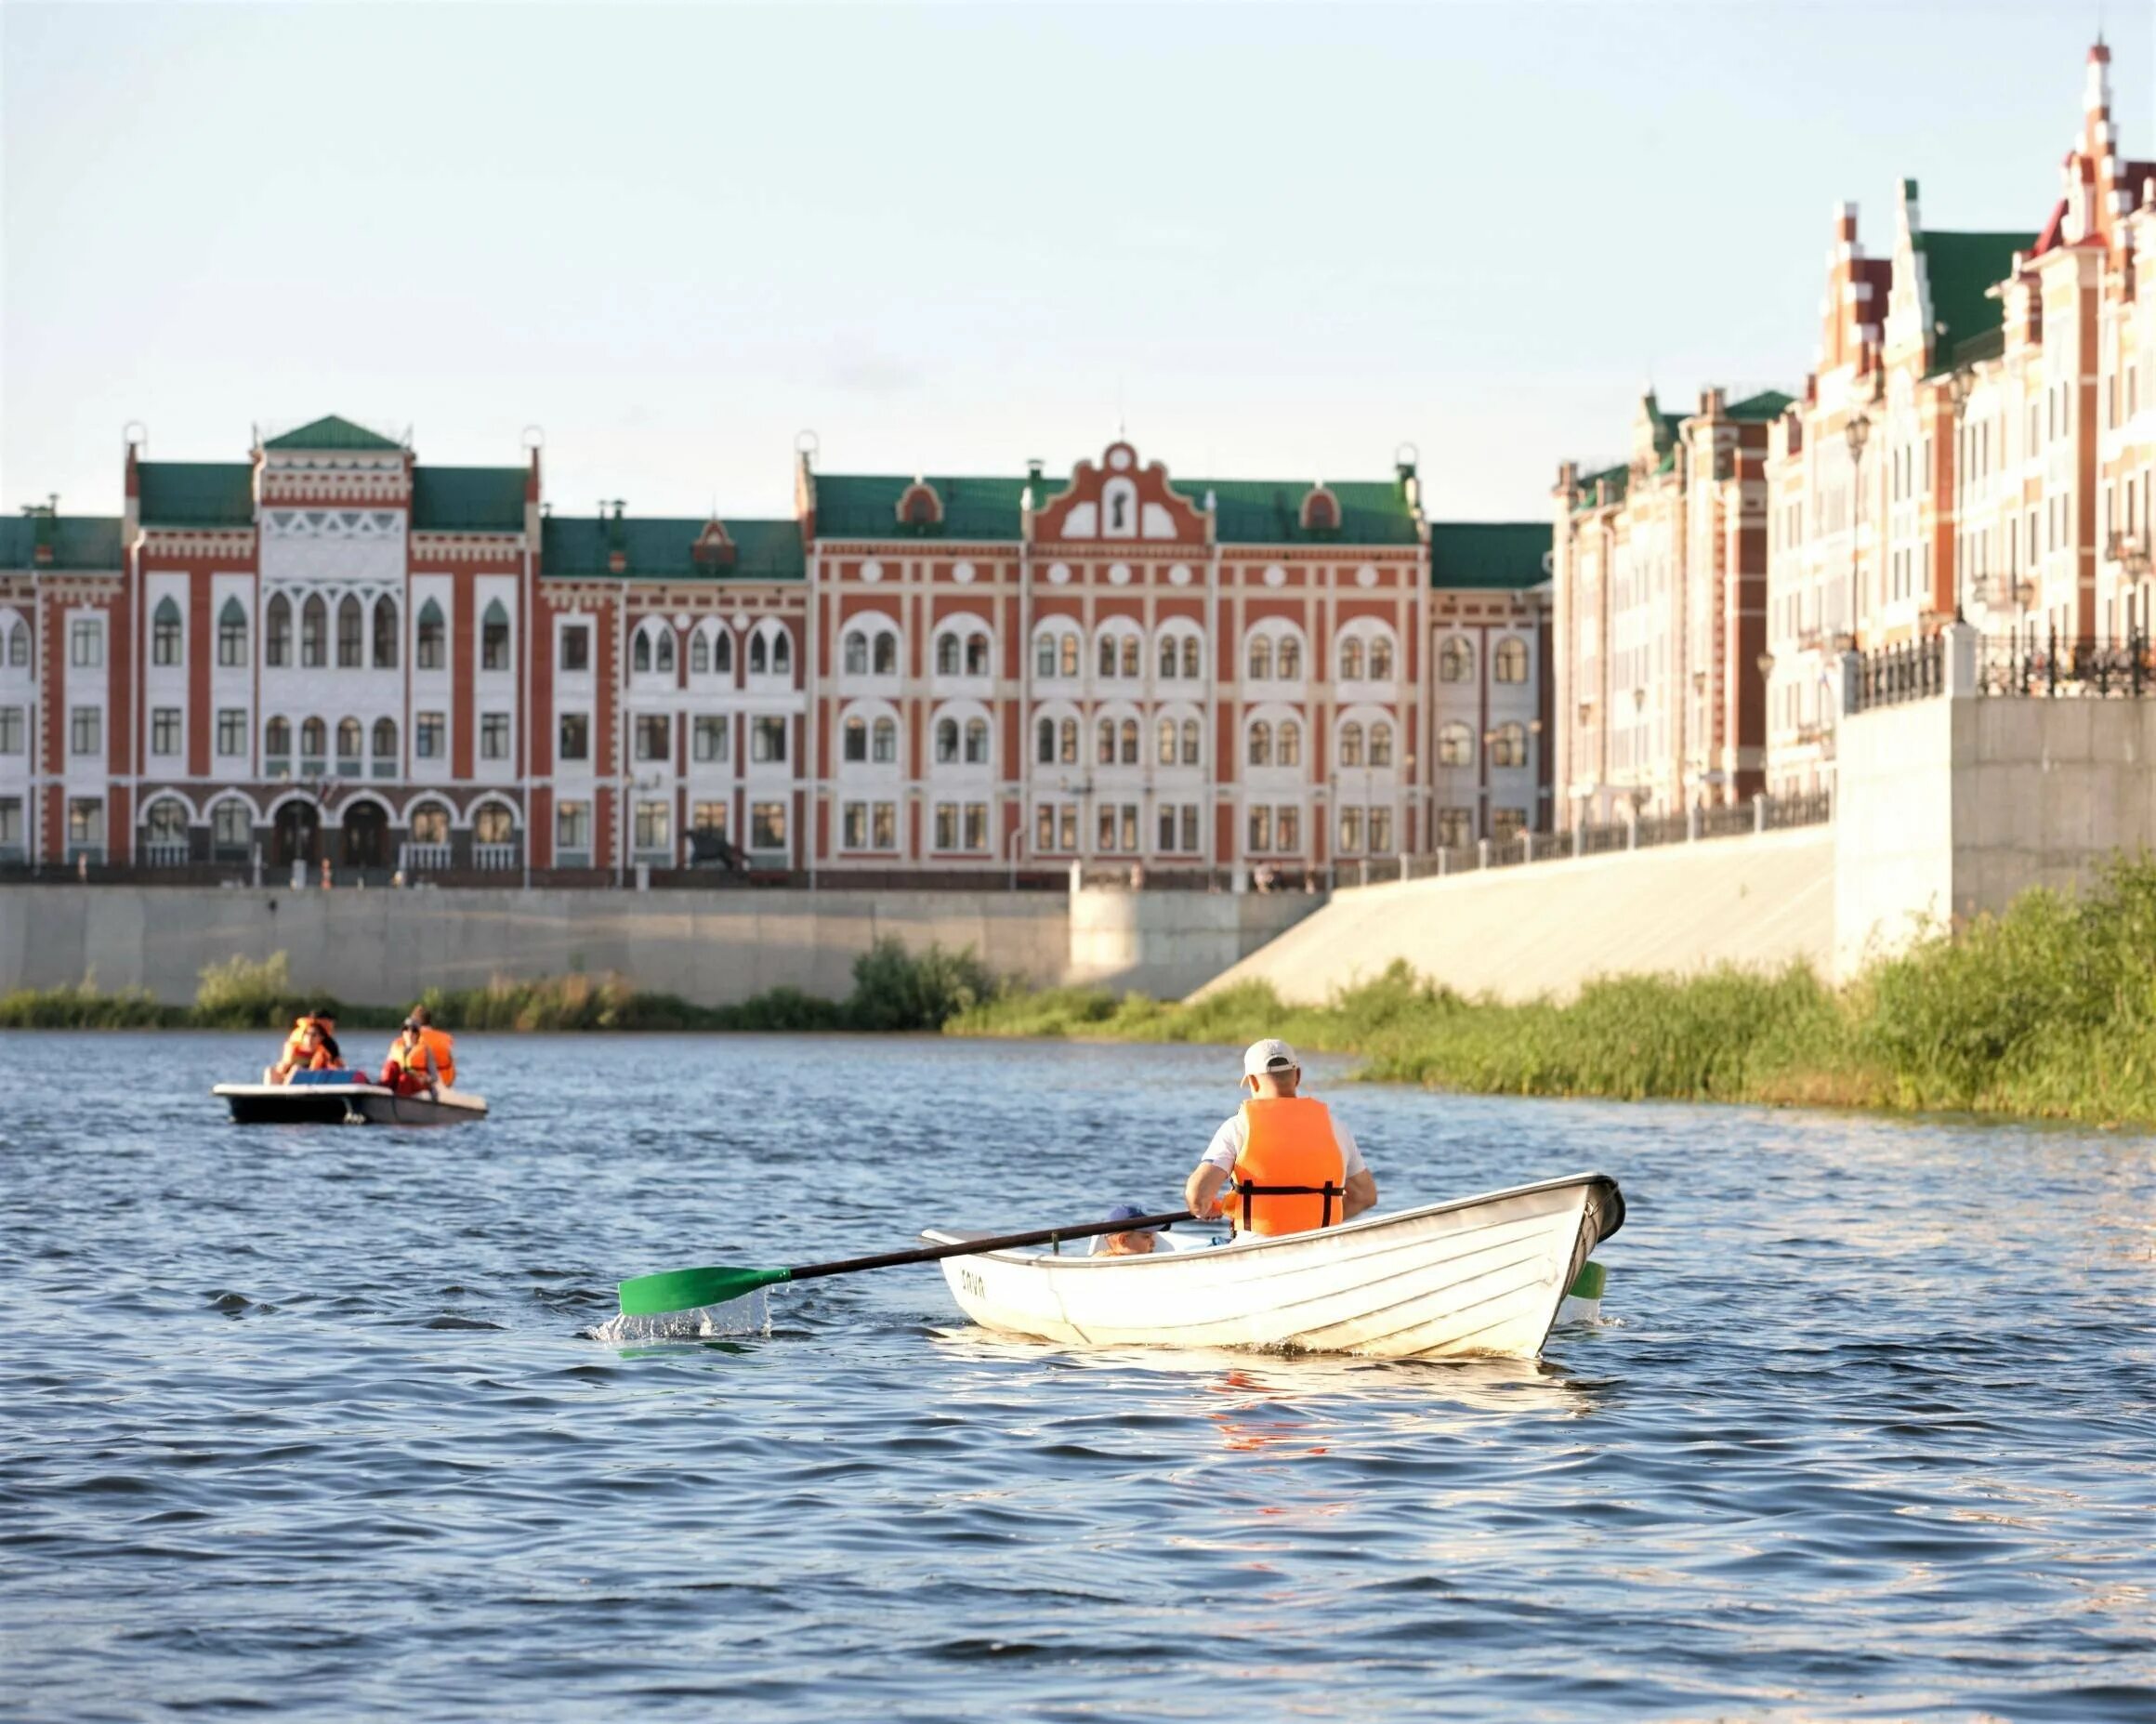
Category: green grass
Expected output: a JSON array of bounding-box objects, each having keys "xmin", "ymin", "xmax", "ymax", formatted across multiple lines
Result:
[{"xmin": 950, "ymin": 858, "xmax": 2156, "ymax": 1126}]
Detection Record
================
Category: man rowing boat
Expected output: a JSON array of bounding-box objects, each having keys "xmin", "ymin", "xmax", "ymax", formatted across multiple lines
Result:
[{"xmin": 1184, "ymin": 1038, "xmax": 1377, "ymax": 1238}]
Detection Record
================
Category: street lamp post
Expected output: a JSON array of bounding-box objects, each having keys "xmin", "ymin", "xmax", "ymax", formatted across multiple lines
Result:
[{"xmin": 1845, "ymin": 412, "xmax": 1873, "ymax": 643}]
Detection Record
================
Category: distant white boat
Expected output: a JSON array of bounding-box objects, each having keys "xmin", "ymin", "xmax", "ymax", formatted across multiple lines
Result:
[
  {"xmin": 213, "ymin": 1082, "xmax": 488, "ymax": 1126},
  {"xmin": 924, "ymin": 1173, "xmax": 1624, "ymax": 1362}
]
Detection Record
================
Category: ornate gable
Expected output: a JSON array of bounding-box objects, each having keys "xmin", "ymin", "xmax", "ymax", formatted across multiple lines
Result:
[{"xmin": 1032, "ymin": 441, "xmax": 1206, "ymax": 546}]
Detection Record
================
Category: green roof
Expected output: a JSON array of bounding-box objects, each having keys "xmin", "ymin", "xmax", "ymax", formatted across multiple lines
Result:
[
  {"xmin": 813, "ymin": 473, "xmax": 1031, "ymax": 541},
  {"xmin": 542, "ymin": 516, "xmax": 804, "ymax": 582},
  {"xmin": 1428, "ymin": 522, "xmax": 1551, "ymax": 590},
  {"xmin": 1190, "ymin": 477, "xmax": 1419, "ymax": 546},
  {"xmin": 1726, "ymin": 389, "xmax": 1797, "ymax": 422},
  {"xmin": 138, "ymin": 462, "xmax": 255, "ymax": 528},
  {"xmin": 0, "ymin": 515, "xmax": 124, "ymax": 570},
  {"xmin": 1570, "ymin": 464, "xmax": 1629, "ymax": 513},
  {"xmin": 263, "ymin": 415, "xmax": 404, "ymax": 452},
  {"xmin": 413, "ymin": 467, "xmax": 527, "ymax": 533},
  {"xmin": 1917, "ymin": 230, "xmax": 2033, "ymax": 376}
]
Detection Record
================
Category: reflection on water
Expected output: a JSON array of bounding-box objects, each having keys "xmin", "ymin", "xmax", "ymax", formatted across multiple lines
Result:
[{"xmin": 0, "ymin": 1030, "xmax": 2150, "ymax": 1722}]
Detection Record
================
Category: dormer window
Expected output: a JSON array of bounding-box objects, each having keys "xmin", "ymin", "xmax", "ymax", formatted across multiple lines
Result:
[
  {"xmin": 897, "ymin": 480, "xmax": 943, "ymax": 531},
  {"xmin": 692, "ymin": 519, "xmax": 736, "ymax": 571},
  {"xmin": 1300, "ymin": 486, "xmax": 1340, "ymax": 533}
]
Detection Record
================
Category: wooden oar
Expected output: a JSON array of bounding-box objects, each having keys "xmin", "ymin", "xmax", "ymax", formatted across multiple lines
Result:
[{"xmin": 617, "ymin": 1209, "xmax": 1197, "ymax": 1318}]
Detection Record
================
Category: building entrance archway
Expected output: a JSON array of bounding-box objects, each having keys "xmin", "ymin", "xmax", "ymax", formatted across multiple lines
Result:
[
  {"xmin": 272, "ymin": 801, "xmax": 320, "ymax": 868},
  {"xmin": 342, "ymin": 802, "xmax": 388, "ymax": 869}
]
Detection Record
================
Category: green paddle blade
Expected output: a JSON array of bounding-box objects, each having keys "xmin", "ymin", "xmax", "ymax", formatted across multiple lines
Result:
[{"xmin": 618, "ymin": 1263, "xmax": 792, "ymax": 1317}]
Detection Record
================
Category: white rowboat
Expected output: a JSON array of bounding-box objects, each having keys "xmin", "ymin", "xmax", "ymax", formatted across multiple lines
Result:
[{"xmin": 924, "ymin": 1172, "xmax": 1624, "ymax": 1361}]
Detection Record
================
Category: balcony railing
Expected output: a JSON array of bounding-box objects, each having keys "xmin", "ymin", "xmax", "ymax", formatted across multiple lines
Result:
[
  {"xmin": 473, "ymin": 843, "xmax": 520, "ymax": 871},
  {"xmin": 401, "ymin": 841, "xmax": 451, "ymax": 872},
  {"xmin": 140, "ymin": 841, "xmax": 190, "ymax": 868}
]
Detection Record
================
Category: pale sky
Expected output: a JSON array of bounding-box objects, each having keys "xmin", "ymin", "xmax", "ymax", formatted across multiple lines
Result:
[{"xmin": 2, "ymin": 2, "xmax": 2146, "ymax": 525}]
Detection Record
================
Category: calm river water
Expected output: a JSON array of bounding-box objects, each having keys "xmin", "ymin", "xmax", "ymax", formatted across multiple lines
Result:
[{"xmin": 1, "ymin": 1031, "xmax": 2151, "ymax": 1721}]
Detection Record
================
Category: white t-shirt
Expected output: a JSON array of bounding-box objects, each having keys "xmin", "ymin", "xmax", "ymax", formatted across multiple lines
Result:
[{"xmin": 1201, "ymin": 1100, "xmax": 1367, "ymax": 1179}]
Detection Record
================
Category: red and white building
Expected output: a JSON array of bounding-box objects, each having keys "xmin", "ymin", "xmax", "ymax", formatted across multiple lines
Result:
[{"xmin": 0, "ymin": 419, "xmax": 1552, "ymax": 878}]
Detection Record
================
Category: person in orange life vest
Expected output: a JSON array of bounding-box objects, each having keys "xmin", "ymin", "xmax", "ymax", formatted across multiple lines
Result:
[
  {"xmin": 1184, "ymin": 1039, "xmax": 1377, "ymax": 1238},
  {"xmin": 267, "ymin": 1007, "xmax": 341, "ymax": 1084},
  {"xmin": 409, "ymin": 1005, "xmax": 455, "ymax": 1089},
  {"xmin": 378, "ymin": 1017, "xmax": 443, "ymax": 1098}
]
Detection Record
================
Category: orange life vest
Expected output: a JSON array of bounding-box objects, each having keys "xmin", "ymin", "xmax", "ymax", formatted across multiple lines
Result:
[
  {"xmin": 1226, "ymin": 1098, "xmax": 1346, "ymax": 1237},
  {"xmin": 418, "ymin": 1026, "xmax": 455, "ymax": 1088},
  {"xmin": 279, "ymin": 1017, "xmax": 313, "ymax": 1065}
]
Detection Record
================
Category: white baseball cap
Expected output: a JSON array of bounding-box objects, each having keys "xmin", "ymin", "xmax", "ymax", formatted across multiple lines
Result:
[{"xmin": 1242, "ymin": 1038, "xmax": 1299, "ymax": 1079}]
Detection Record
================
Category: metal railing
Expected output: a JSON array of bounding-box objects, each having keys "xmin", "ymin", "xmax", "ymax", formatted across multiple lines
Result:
[
  {"xmin": 1853, "ymin": 636, "xmax": 1946, "ymax": 711},
  {"xmin": 1979, "ymin": 627, "xmax": 2154, "ymax": 699}
]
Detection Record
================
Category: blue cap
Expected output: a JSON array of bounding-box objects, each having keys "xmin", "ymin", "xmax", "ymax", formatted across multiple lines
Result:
[{"xmin": 1105, "ymin": 1203, "xmax": 1159, "ymax": 1232}]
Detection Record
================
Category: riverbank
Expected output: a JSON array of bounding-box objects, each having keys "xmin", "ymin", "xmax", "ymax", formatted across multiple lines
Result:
[{"xmin": 950, "ymin": 860, "xmax": 2156, "ymax": 1126}]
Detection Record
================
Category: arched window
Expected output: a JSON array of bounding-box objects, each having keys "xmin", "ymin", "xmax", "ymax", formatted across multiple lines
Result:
[
  {"xmin": 300, "ymin": 595, "xmax": 328, "ymax": 668},
  {"xmin": 481, "ymin": 600, "xmax": 511, "ymax": 672},
  {"xmin": 1121, "ymin": 636, "xmax": 1139, "ymax": 678},
  {"xmin": 300, "ymin": 717, "xmax": 326, "ymax": 758},
  {"xmin": 409, "ymin": 803, "xmax": 450, "ymax": 845},
  {"xmin": 1098, "ymin": 635, "xmax": 1118, "ymax": 678},
  {"xmin": 844, "ymin": 630, "xmax": 868, "ymax": 675},
  {"xmin": 264, "ymin": 717, "xmax": 291, "ymax": 757},
  {"xmin": 1340, "ymin": 721, "xmax": 1364, "ymax": 767},
  {"xmin": 749, "ymin": 632, "xmax": 768, "ymax": 676},
  {"xmin": 966, "ymin": 634, "xmax": 990, "ymax": 677},
  {"xmin": 373, "ymin": 596, "xmax": 398, "ymax": 669},
  {"xmin": 870, "ymin": 632, "xmax": 895, "ymax": 676},
  {"xmin": 1182, "ymin": 718, "xmax": 1202, "ymax": 766},
  {"xmin": 1035, "ymin": 631, "xmax": 1059, "ymax": 679},
  {"xmin": 1182, "ymin": 637, "xmax": 1201, "ymax": 680},
  {"xmin": 1438, "ymin": 720, "xmax": 1474, "ymax": 766},
  {"xmin": 7, "ymin": 615, "xmax": 31, "ymax": 668},
  {"xmin": 335, "ymin": 717, "xmax": 362, "ymax": 760},
  {"xmin": 416, "ymin": 600, "xmax": 444, "ymax": 671},
  {"xmin": 653, "ymin": 628, "xmax": 675, "ymax": 677},
  {"xmin": 144, "ymin": 798, "xmax": 188, "ymax": 843},
  {"xmin": 266, "ymin": 595, "xmax": 292, "ymax": 667},
  {"xmin": 1278, "ymin": 719, "xmax": 1302, "ymax": 767},
  {"xmin": 1340, "ymin": 638, "xmax": 1364, "ymax": 681},
  {"xmin": 1492, "ymin": 721, "xmax": 1529, "ymax": 768},
  {"xmin": 1157, "ymin": 717, "xmax": 1177, "ymax": 765},
  {"xmin": 1159, "ymin": 637, "xmax": 1179, "ymax": 679},
  {"xmin": 211, "ymin": 799, "xmax": 252, "ymax": 849},
  {"xmin": 1247, "ymin": 637, "xmax": 1272, "ymax": 681},
  {"xmin": 474, "ymin": 803, "xmax": 515, "ymax": 844},
  {"xmin": 871, "ymin": 716, "xmax": 897, "ymax": 763},
  {"xmin": 633, "ymin": 629, "xmax": 652, "ymax": 675},
  {"xmin": 936, "ymin": 717, "xmax": 959, "ymax": 763},
  {"xmin": 1058, "ymin": 718, "xmax": 1078, "ymax": 764},
  {"xmin": 373, "ymin": 717, "xmax": 398, "ymax": 759},
  {"xmin": 1440, "ymin": 637, "xmax": 1474, "ymax": 683},
  {"xmin": 1248, "ymin": 721, "xmax": 1272, "ymax": 767},
  {"xmin": 1279, "ymin": 637, "xmax": 1302, "ymax": 679},
  {"xmin": 1097, "ymin": 717, "xmax": 1115, "ymax": 766},
  {"xmin": 937, "ymin": 634, "xmax": 961, "ymax": 677},
  {"xmin": 1370, "ymin": 721, "xmax": 1394, "ymax": 768},
  {"xmin": 964, "ymin": 718, "xmax": 989, "ymax": 764},
  {"xmin": 771, "ymin": 628, "xmax": 793, "ymax": 677},
  {"xmin": 1119, "ymin": 718, "xmax": 1138, "ymax": 764},
  {"xmin": 845, "ymin": 715, "xmax": 869, "ymax": 763},
  {"xmin": 337, "ymin": 595, "xmax": 364, "ymax": 668},
  {"xmin": 690, "ymin": 631, "xmax": 710, "ymax": 676},
  {"xmin": 1036, "ymin": 716, "xmax": 1056, "ymax": 764},
  {"xmin": 1370, "ymin": 637, "xmax": 1395, "ymax": 679},
  {"xmin": 152, "ymin": 597, "xmax": 182, "ymax": 667},
  {"xmin": 1494, "ymin": 637, "xmax": 1530, "ymax": 684},
  {"xmin": 712, "ymin": 629, "xmax": 733, "ymax": 676}
]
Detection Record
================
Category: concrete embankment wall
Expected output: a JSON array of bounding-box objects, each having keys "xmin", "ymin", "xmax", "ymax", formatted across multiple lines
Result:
[
  {"xmin": 1195, "ymin": 827, "xmax": 1835, "ymax": 1005},
  {"xmin": 0, "ymin": 888, "xmax": 1072, "ymax": 1007},
  {"xmin": 1066, "ymin": 888, "xmax": 1322, "ymax": 997}
]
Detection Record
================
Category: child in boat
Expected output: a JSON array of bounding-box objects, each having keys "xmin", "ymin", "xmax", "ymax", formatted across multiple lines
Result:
[
  {"xmin": 1185, "ymin": 1039, "xmax": 1378, "ymax": 1237},
  {"xmin": 1092, "ymin": 1204, "xmax": 1163, "ymax": 1257},
  {"xmin": 377, "ymin": 1017, "xmax": 443, "ymax": 1097}
]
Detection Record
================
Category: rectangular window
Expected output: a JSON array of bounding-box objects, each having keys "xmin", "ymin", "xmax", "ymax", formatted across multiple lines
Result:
[
  {"xmin": 1369, "ymin": 808, "xmax": 1394, "ymax": 853},
  {"xmin": 1492, "ymin": 808, "xmax": 1528, "ymax": 842},
  {"xmin": 635, "ymin": 799, "xmax": 671, "ymax": 852},
  {"xmin": 751, "ymin": 716, "xmax": 787, "ymax": 764},
  {"xmin": 482, "ymin": 613, "xmax": 512, "ymax": 672},
  {"xmin": 751, "ymin": 801, "xmax": 788, "ymax": 850},
  {"xmin": 557, "ymin": 800, "xmax": 591, "ymax": 853},
  {"xmin": 1036, "ymin": 803, "xmax": 1056, "ymax": 852},
  {"xmin": 68, "ymin": 797, "xmax": 104, "ymax": 847},
  {"xmin": 1339, "ymin": 808, "xmax": 1364, "ymax": 854},
  {"xmin": 218, "ymin": 605, "xmax": 247, "ymax": 667},
  {"xmin": 1181, "ymin": 805, "xmax": 1199, "ymax": 854},
  {"xmin": 935, "ymin": 802, "xmax": 958, "ymax": 850},
  {"xmin": 416, "ymin": 712, "xmax": 445, "ymax": 759},
  {"xmin": 1247, "ymin": 806, "xmax": 1272, "ymax": 853},
  {"xmin": 964, "ymin": 803, "xmax": 988, "ymax": 853},
  {"xmin": 636, "ymin": 714, "xmax": 670, "ymax": 763},
  {"xmin": 872, "ymin": 801, "xmax": 897, "ymax": 851},
  {"xmin": 217, "ymin": 708, "xmax": 245, "ymax": 757},
  {"xmin": 0, "ymin": 796, "xmax": 20, "ymax": 852},
  {"xmin": 1276, "ymin": 807, "xmax": 1300, "ymax": 852},
  {"xmin": 69, "ymin": 619, "xmax": 102, "ymax": 668},
  {"xmin": 843, "ymin": 802, "xmax": 867, "ymax": 849},
  {"xmin": 1159, "ymin": 806, "xmax": 1178, "ymax": 851},
  {"xmin": 1058, "ymin": 805, "xmax": 1078, "ymax": 852},
  {"xmin": 691, "ymin": 800, "xmax": 729, "ymax": 838},
  {"xmin": 0, "ymin": 707, "xmax": 21, "ymax": 755},
  {"xmin": 559, "ymin": 713, "xmax": 589, "ymax": 762},
  {"xmin": 480, "ymin": 713, "xmax": 510, "ymax": 760},
  {"xmin": 70, "ymin": 706, "xmax": 100, "ymax": 757},
  {"xmin": 559, "ymin": 625, "xmax": 591, "ymax": 674},
  {"xmin": 1438, "ymin": 807, "xmax": 1473, "ymax": 848},
  {"xmin": 151, "ymin": 706, "xmax": 181, "ymax": 757},
  {"xmin": 693, "ymin": 716, "xmax": 730, "ymax": 764}
]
